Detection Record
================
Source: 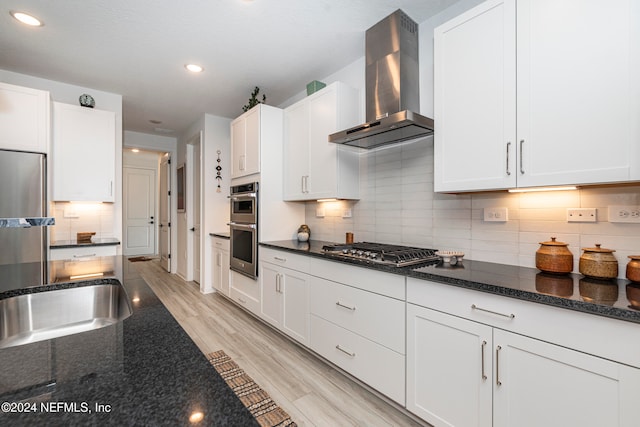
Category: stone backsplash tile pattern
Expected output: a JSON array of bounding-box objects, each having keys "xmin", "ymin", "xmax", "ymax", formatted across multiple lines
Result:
[
  {"xmin": 305, "ymin": 137, "xmax": 640, "ymax": 278},
  {"xmin": 49, "ymin": 202, "xmax": 115, "ymax": 242}
]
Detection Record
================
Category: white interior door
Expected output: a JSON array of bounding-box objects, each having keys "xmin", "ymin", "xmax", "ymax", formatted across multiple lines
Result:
[
  {"xmin": 192, "ymin": 139, "xmax": 201, "ymax": 284},
  {"xmin": 159, "ymin": 155, "xmax": 171, "ymax": 271},
  {"xmin": 123, "ymin": 167, "xmax": 156, "ymax": 256}
]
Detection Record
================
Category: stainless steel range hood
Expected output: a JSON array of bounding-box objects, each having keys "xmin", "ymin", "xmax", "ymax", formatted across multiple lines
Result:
[{"xmin": 329, "ymin": 9, "xmax": 434, "ymax": 149}]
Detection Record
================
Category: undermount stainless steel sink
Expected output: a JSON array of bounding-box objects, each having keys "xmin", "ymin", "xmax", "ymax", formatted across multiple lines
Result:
[{"xmin": 0, "ymin": 282, "xmax": 132, "ymax": 349}]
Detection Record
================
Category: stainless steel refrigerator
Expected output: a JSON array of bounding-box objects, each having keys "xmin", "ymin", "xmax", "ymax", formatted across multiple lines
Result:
[{"xmin": 0, "ymin": 149, "xmax": 49, "ymax": 291}]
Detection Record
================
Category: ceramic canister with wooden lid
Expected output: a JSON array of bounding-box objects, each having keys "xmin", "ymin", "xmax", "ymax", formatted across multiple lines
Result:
[
  {"xmin": 579, "ymin": 244, "xmax": 618, "ymax": 279},
  {"xmin": 627, "ymin": 255, "xmax": 640, "ymax": 282},
  {"xmin": 536, "ymin": 237, "xmax": 573, "ymax": 274}
]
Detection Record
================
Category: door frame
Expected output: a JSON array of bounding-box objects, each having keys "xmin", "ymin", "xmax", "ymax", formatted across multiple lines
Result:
[{"xmin": 186, "ymin": 132, "xmax": 203, "ymax": 284}]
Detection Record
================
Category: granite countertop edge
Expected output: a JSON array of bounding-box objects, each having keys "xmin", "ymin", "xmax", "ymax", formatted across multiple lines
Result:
[
  {"xmin": 50, "ymin": 238, "xmax": 121, "ymax": 249},
  {"xmin": 260, "ymin": 240, "xmax": 640, "ymax": 324},
  {"xmin": 209, "ymin": 232, "xmax": 230, "ymax": 239}
]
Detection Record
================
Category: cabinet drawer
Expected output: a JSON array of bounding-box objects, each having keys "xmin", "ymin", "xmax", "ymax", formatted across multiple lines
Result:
[
  {"xmin": 212, "ymin": 237, "xmax": 229, "ymax": 252},
  {"xmin": 310, "ymin": 276, "xmax": 405, "ymax": 353},
  {"xmin": 50, "ymin": 245, "xmax": 117, "ymax": 261},
  {"xmin": 260, "ymin": 247, "xmax": 309, "ymax": 273},
  {"xmin": 310, "ymin": 314, "xmax": 405, "ymax": 405},
  {"xmin": 309, "ymin": 258, "xmax": 405, "ymax": 300},
  {"xmin": 229, "ymin": 287, "xmax": 260, "ymax": 315},
  {"xmin": 407, "ymin": 277, "xmax": 640, "ymax": 369}
]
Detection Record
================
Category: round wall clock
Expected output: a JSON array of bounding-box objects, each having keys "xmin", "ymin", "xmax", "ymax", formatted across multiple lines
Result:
[{"xmin": 79, "ymin": 93, "xmax": 95, "ymax": 108}]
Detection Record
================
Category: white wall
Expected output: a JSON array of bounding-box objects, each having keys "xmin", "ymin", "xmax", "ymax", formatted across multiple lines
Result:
[
  {"xmin": 1, "ymin": 69, "xmax": 124, "ymax": 252},
  {"xmin": 178, "ymin": 114, "xmax": 231, "ymax": 291},
  {"xmin": 300, "ymin": 0, "xmax": 640, "ymax": 279}
]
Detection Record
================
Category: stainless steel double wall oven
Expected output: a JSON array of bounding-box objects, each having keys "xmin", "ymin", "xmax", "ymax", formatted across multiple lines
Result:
[{"xmin": 229, "ymin": 182, "xmax": 258, "ymax": 279}]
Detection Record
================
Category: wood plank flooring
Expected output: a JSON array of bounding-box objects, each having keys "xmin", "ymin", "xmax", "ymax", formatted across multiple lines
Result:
[{"xmin": 132, "ymin": 260, "xmax": 428, "ymax": 427}]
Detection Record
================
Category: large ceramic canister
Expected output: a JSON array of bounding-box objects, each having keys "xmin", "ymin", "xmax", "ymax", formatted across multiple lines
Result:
[
  {"xmin": 579, "ymin": 244, "xmax": 618, "ymax": 279},
  {"xmin": 627, "ymin": 255, "xmax": 640, "ymax": 282},
  {"xmin": 536, "ymin": 237, "xmax": 573, "ymax": 274}
]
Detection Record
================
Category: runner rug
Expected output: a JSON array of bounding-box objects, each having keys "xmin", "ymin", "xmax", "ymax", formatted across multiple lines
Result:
[
  {"xmin": 207, "ymin": 350, "xmax": 297, "ymax": 427},
  {"xmin": 127, "ymin": 256, "xmax": 152, "ymax": 262}
]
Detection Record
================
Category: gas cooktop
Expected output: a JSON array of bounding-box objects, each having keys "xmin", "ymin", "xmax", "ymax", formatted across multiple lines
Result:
[{"xmin": 322, "ymin": 242, "xmax": 439, "ymax": 267}]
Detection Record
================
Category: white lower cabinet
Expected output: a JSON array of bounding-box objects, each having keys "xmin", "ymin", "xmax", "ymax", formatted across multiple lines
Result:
[
  {"xmin": 407, "ymin": 304, "xmax": 492, "ymax": 427},
  {"xmin": 309, "ymin": 274, "xmax": 406, "ymax": 405},
  {"xmin": 50, "ymin": 245, "xmax": 117, "ymax": 261},
  {"xmin": 407, "ymin": 278, "xmax": 640, "ymax": 427},
  {"xmin": 260, "ymin": 260, "xmax": 309, "ymax": 345},
  {"xmin": 211, "ymin": 237, "xmax": 230, "ymax": 296}
]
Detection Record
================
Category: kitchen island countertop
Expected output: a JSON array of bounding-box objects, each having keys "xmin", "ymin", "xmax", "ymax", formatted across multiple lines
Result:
[
  {"xmin": 50, "ymin": 237, "xmax": 121, "ymax": 249},
  {"xmin": 260, "ymin": 240, "xmax": 640, "ymax": 324},
  {"xmin": 0, "ymin": 256, "xmax": 257, "ymax": 426}
]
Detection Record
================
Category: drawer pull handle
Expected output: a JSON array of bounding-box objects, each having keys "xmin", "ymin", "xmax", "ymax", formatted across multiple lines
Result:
[
  {"xmin": 73, "ymin": 253, "xmax": 97, "ymax": 258},
  {"xmin": 335, "ymin": 345, "xmax": 356, "ymax": 357},
  {"xmin": 481, "ymin": 340, "xmax": 487, "ymax": 380},
  {"xmin": 335, "ymin": 301, "xmax": 356, "ymax": 311},
  {"xmin": 471, "ymin": 304, "xmax": 515, "ymax": 319},
  {"xmin": 496, "ymin": 345, "xmax": 502, "ymax": 386},
  {"xmin": 273, "ymin": 256, "xmax": 287, "ymax": 262}
]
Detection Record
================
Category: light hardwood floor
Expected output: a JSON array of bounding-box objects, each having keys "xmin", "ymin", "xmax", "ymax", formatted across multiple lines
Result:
[{"xmin": 132, "ymin": 260, "xmax": 428, "ymax": 427}]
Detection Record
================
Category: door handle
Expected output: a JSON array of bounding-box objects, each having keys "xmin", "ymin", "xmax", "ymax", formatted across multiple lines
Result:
[
  {"xmin": 190, "ymin": 227, "xmax": 195, "ymax": 232},
  {"xmin": 159, "ymin": 224, "xmax": 163, "ymax": 228},
  {"xmin": 149, "ymin": 221, "xmax": 154, "ymax": 224}
]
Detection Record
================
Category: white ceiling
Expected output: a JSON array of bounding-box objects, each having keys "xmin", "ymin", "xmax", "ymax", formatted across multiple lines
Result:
[{"xmin": 1, "ymin": 0, "xmax": 457, "ymax": 138}]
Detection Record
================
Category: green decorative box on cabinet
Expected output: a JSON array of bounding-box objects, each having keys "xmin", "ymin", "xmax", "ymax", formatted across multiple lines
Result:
[{"xmin": 306, "ymin": 80, "xmax": 326, "ymax": 96}]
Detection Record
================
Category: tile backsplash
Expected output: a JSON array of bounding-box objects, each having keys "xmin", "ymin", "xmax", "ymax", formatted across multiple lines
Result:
[
  {"xmin": 50, "ymin": 202, "xmax": 115, "ymax": 242},
  {"xmin": 305, "ymin": 137, "xmax": 640, "ymax": 278}
]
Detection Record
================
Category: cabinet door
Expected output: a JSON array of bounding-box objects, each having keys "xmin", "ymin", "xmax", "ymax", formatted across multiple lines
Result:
[
  {"xmin": 516, "ymin": 0, "xmax": 640, "ymax": 187},
  {"xmin": 243, "ymin": 107, "xmax": 260, "ymax": 176},
  {"xmin": 493, "ymin": 329, "xmax": 640, "ymax": 427},
  {"xmin": 0, "ymin": 82, "xmax": 50, "ymax": 153},
  {"xmin": 407, "ymin": 304, "xmax": 493, "ymax": 427},
  {"xmin": 283, "ymin": 101, "xmax": 310, "ymax": 200},
  {"xmin": 281, "ymin": 268, "xmax": 309, "ymax": 345},
  {"xmin": 230, "ymin": 117, "xmax": 246, "ymax": 178},
  {"xmin": 212, "ymin": 246, "xmax": 230, "ymax": 296},
  {"xmin": 306, "ymin": 87, "xmax": 339, "ymax": 199},
  {"xmin": 259, "ymin": 262, "xmax": 282, "ymax": 327},
  {"xmin": 52, "ymin": 102, "xmax": 115, "ymax": 201},
  {"xmin": 434, "ymin": 0, "xmax": 517, "ymax": 192}
]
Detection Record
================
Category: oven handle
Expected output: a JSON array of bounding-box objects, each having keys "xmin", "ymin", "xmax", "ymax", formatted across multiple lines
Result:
[
  {"xmin": 227, "ymin": 222, "xmax": 256, "ymax": 230},
  {"xmin": 227, "ymin": 193, "xmax": 257, "ymax": 201}
]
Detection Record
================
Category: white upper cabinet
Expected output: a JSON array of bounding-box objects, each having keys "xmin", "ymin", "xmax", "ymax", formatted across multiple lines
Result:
[
  {"xmin": 52, "ymin": 102, "xmax": 116, "ymax": 202},
  {"xmin": 434, "ymin": 0, "xmax": 640, "ymax": 192},
  {"xmin": 0, "ymin": 82, "xmax": 50, "ymax": 154},
  {"xmin": 283, "ymin": 82, "xmax": 360, "ymax": 201},
  {"xmin": 230, "ymin": 105, "xmax": 262, "ymax": 179}
]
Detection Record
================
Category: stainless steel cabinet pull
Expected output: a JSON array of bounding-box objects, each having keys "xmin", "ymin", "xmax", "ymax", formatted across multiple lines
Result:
[
  {"xmin": 496, "ymin": 345, "xmax": 502, "ymax": 386},
  {"xmin": 506, "ymin": 142, "xmax": 511, "ymax": 176},
  {"xmin": 216, "ymin": 253, "xmax": 221, "ymax": 267},
  {"xmin": 301, "ymin": 176, "xmax": 305, "ymax": 193},
  {"xmin": 275, "ymin": 273, "xmax": 282, "ymax": 293},
  {"xmin": 471, "ymin": 304, "xmax": 515, "ymax": 319},
  {"xmin": 481, "ymin": 340, "xmax": 487, "ymax": 380},
  {"xmin": 273, "ymin": 256, "xmax": 287, "ymax": 262},
  {"xmin": 519, "ymin": 139, "xmax": 525, "ymax": 174},
  {"xmin": 73, "ymin": 253, "xmax": 97, "ymax": 258},
  {"xmin": 335, "ymin": 345, "xmax": 356, "ymax": 357},
  {"xmin": 335, "ymin": 301, "xmax": 356, "ymax": 311}
]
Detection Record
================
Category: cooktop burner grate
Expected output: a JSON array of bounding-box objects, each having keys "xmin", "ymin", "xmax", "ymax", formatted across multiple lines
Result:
[{"xmin": 322, "ymin": 242, "xmax": 439, "ymax": 267}]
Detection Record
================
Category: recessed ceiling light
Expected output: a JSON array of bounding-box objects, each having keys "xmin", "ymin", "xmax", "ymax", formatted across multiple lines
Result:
[
  {"xmin": 185, "ymin": 64, "xmax": 204, "ymax": 73},
  {"xmin": 11, "ymin": 11, "xmax": 43, "ymax": 27}
]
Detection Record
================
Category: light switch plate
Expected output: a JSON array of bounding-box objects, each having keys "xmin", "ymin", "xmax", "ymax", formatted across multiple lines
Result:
[
  {"xmin": 566, "ymin": 208, "xmax": 597, "ymax": 222},
  {"xmin": 342, "ymin": 209, "xmax": 352, "ymax": 218},
  {"xmin": 316, "ymin": 207, "xmax": 325, "ymax": 218}
]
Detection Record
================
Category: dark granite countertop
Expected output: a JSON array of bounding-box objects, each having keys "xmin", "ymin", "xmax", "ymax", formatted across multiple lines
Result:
[
  {"xmin": 261, "ymin": 240, "xmax": 640, "ymax": 324},
  {"xmin": 0, "ymin": 256, "xmax": 257, "ymax": 426},
  {"xmin": 210, "ymin": 232, "xmax": 230, "ymax": 239},
  {"xmin": 50, "ymin": 237, "xmax": 121, "ymax": 249}
]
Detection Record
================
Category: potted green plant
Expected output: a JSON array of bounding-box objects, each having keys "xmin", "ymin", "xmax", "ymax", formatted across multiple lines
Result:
[{"xmin": 242, "ymin": 86, "xmax": 267, "ymax": 112}]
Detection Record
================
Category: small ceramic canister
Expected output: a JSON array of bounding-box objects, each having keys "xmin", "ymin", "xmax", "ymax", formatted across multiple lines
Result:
[
  {"xmin": 579, "ymin": 244, "xmax": 618, "ymax": 279},
  {"xmin": 627, "ymin": 255, "xmax": 640, "ymax": 282},
  {"xmin": 536, "ymin": 237, "xmax": 573, "ymax": 274},
  {"xmin": 297, "ymin": 224, "xmax": 310, "ymax": 242}
]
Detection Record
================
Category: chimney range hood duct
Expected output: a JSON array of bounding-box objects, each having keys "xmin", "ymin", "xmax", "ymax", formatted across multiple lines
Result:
[{"xmin": 329, "ymin": 9, "xmax": 434, "ymax": 149}]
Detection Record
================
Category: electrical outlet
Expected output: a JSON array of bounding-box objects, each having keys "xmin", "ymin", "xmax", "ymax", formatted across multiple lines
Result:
[
  {"xmin": 483, "ymin": 207, "xmax": 508, "ymax": 222},
  {"xmin": 316, "ymin": 207, "xmax": 325, "ymax": 218},
  {"xmin": 609, "ymin": 206, "xmax": 640, "ymax": 223},
  {"xmin": 566, "ymin": 208, "xmax": 597, "ymax": 223},
  {"xmin": 342, "ymin": 209, "xmax": 352, "ymax": 218}
]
